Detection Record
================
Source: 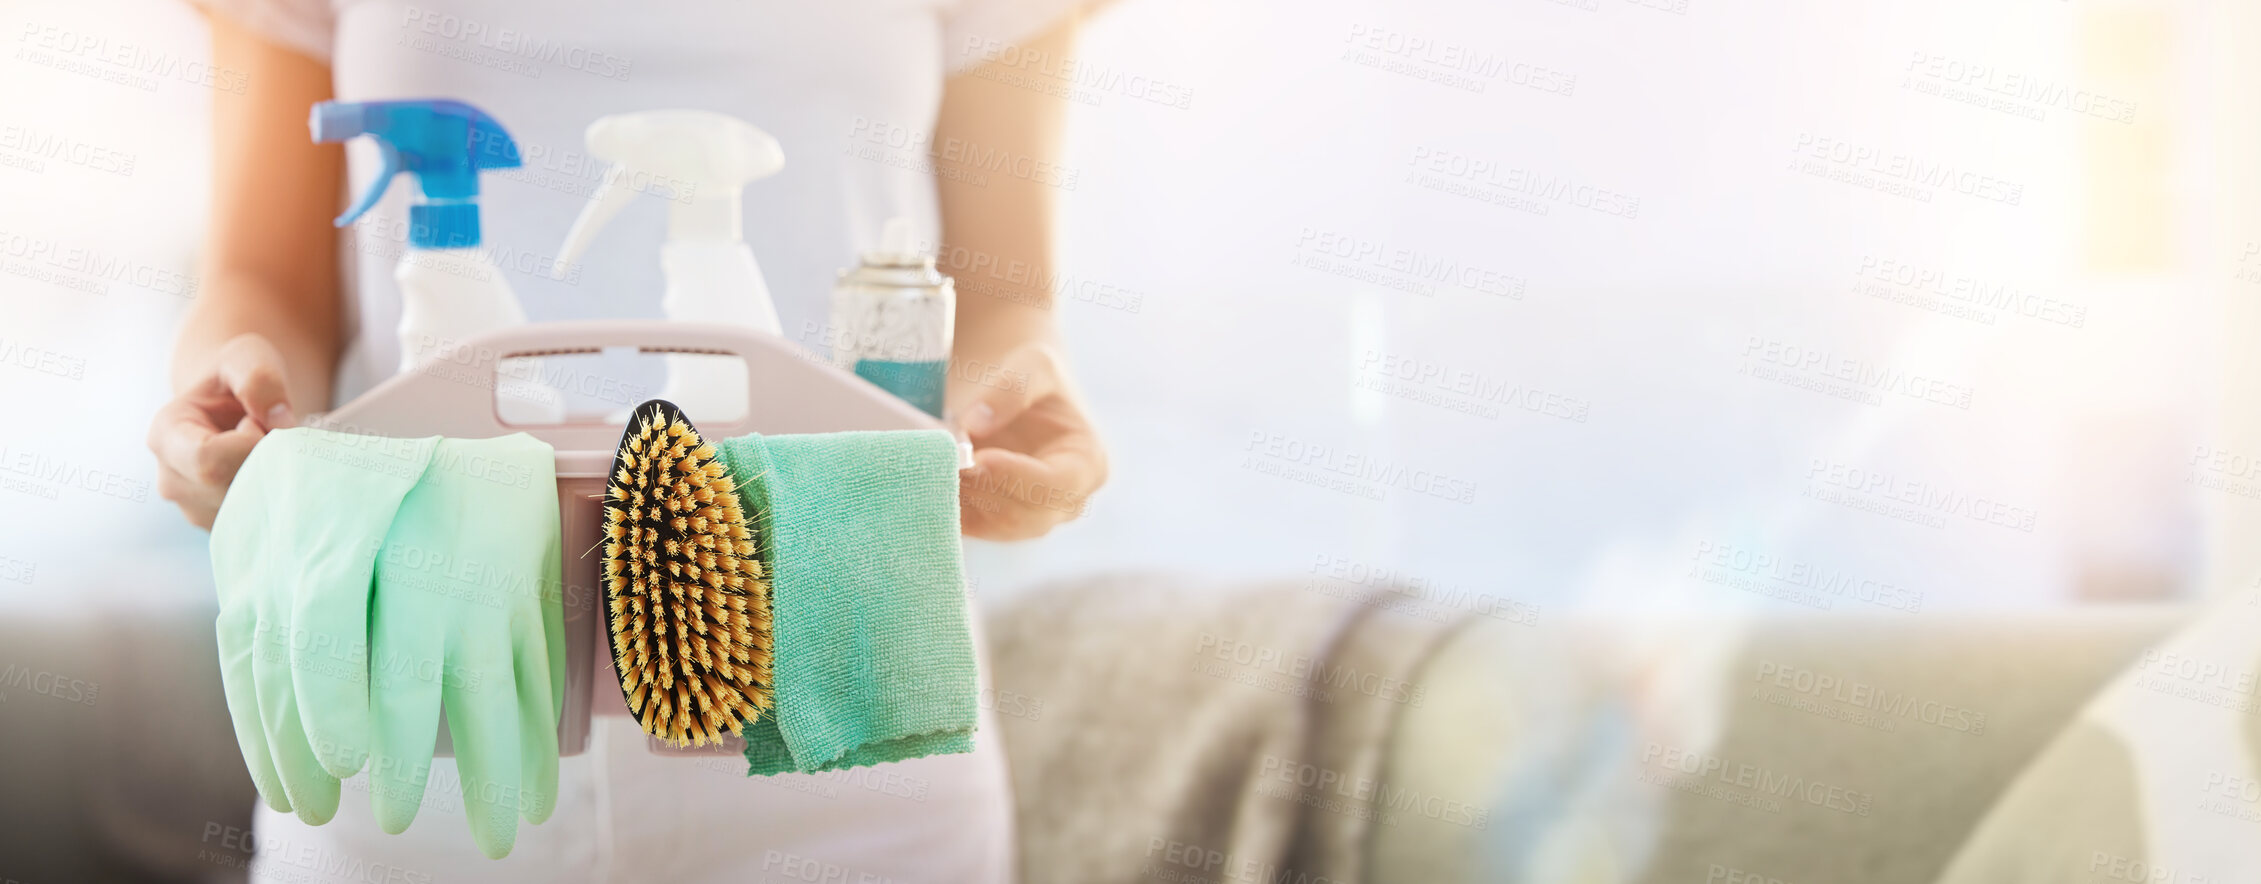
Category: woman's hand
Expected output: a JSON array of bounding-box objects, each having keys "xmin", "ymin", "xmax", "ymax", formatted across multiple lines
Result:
[
  {"xmin": 149, "ymin": 333, "xmax": 300, "ymax": 529},
  {"xmin": 951, "ymin": 342, "xmax": 1108, "ymax": 541},
  {"xmin": 157, "ymin": 17, "xmax": 342, "ymax": 529},
  {"xmin": 932, "ymin": 14, "xmax": 1094, "ymax": 539}
]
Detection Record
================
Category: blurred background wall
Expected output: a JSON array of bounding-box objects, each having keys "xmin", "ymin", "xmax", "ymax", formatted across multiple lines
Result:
[{"xmin": 0, "ymin": 0, "xmax": 2255, "ymax": 627}]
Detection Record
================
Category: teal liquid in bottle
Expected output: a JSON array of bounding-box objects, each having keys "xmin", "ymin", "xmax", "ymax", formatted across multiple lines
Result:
[
  {"xmin": 853, "ymin": 359, "xmax": 947, "ymax": 418},
  {"xmin": 833, "ymin": 218, "xmax": 955, "ymax": 420}
]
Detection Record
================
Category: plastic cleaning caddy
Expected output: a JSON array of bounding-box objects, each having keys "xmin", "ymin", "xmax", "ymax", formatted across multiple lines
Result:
[{"xmin": 314, "ymin": 321, "xmax": 954, "ymax": 756}]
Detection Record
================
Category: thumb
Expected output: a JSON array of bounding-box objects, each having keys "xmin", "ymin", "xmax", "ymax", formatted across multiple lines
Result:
[
  {"xmin": 951, "ymin": 344, "xmax": 1061, "ymax": 440},
  {"xmin": 216, "ymin": 335, "xmax": 298, "ymax": 431}
]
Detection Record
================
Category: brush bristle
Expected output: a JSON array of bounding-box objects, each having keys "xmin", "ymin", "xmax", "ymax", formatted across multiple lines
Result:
[{"xmin": 602, "ymin": 401, "xmax": 774, "ymax": 747}]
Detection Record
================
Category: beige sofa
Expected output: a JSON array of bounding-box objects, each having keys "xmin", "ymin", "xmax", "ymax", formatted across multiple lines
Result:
[{"xmin": 0, "ymin": 586, "xmax": 2182, "ymax": 883}]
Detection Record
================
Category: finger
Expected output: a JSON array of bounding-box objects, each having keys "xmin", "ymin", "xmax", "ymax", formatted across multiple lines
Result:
[
  {"xmin": 951, "ymin": 345, "xmax": 1062, "ymax": 440},
  {"xmin": 215, "ymin": 607, "xmax": 292, "ymax": 813},
  {"xmin": 160, "ymin": 416, "xmax": 269, "ymax": 528},
  {"xmin": 366, "ymin": 618, "xmax": 445, "ymax": 836},
  {"xmin": 216, "ymin": 334, "xmax": 297, "ymax": 431},
  {"xmin": 194, "ymin": 426, "xmax": 264, "ymax": 497},
  {"xmin": 277, "ymin": 431, "xmax": 383, "ymax": 779},
  {"xmin": 177, "ymin": 364, "xmax": 249, "ymax": 426},
  {"xmin": 292, "ymin": 556, "xmax": 376, "ymax": 778},
  {"xmin": 251, "ymin": 615, "xmax": 343, "ymax": 825},
  {"xmin": 959, "ymin": 447, "xmax": 1082, "ymax": 541},
  {"xmin": 444, "ymin": 640, "xmax": 525, "ymax": 859},
  {"xmin": 514, "ymin": 612, "xmax": 560, "ymax": 825},
  {"xmin": 158, "ymin": 464, "xmax": 224, "ymax": 530},
  {"xmin": 150, "ymin": 399, "xmax": 223, "ymax": 484},
  {"xmin": 521, "ymin": 499, "xmax": 565, "ymax": 825}
]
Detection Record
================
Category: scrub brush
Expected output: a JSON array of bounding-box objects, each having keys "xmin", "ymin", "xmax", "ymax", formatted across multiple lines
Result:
[{"xmin": 602, "ymin": 399, "xmax": 774, "ymax": 746}]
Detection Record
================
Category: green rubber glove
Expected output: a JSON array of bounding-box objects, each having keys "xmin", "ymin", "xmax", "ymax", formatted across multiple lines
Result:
[
  {"xmin": 366, "ymin": 434, "xmax": 564, "ymax": 859},
  {"xmin": 210, "ymin": 428, "xmax": 441, "ymax": 825}
]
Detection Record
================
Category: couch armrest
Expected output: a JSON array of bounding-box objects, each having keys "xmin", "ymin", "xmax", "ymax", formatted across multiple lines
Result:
[{"xmin": 1370, "ymin": 609, "xmax": 2185, "ymax": 883}]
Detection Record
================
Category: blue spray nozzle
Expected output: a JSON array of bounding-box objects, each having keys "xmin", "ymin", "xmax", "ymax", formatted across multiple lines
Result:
[{"xmin": 311, "ymin": 99, "xmax": 522, "ymax": 248}]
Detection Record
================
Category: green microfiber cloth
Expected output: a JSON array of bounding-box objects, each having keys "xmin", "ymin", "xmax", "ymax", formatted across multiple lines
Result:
[{"xmin": 718, "ymin": 430, "xmax": 976, "ymax": 775}]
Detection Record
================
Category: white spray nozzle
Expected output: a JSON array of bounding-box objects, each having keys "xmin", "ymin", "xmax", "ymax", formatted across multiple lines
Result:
[
  {"xmin": 879, "ymin": 217, "xmax": 914, "ymax": 255},
  {"xmin": 862, "ymin": 215, "xmax": 935, "ymax": 267},
  {"xmin": 550, "ymin": 110, "xmax": 785, "ymax": 279}
]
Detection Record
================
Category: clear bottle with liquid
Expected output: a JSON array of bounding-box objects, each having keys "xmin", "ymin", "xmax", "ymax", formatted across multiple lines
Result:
[{"xmin": 830, "ymin": 218, "xmax": 953, "ymax": 417}]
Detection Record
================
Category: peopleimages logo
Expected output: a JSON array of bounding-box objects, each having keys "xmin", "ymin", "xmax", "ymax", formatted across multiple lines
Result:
[
  {"xmin": 1357, "ymin": 349, "xmax": 1590, "ymax": 422},
  {"xmin": 1406, "ymin": 146, "xmax": 1640, "ymax": 219},
  {"xmin": 1804, "ymin": 458, "xmax": 2037, "ymax": 532},
  {"xmin": 1243, "ymin": 430, "xmax": 1479, "ymax": 505},
  {"xmin": 0, "ymin": 123, "xmax": 138, "ymax": 176},
  {"xmin": 1340, "ymin": 24, "xmax": 1576, "ymax": 97},
  {"xmin": 1904, "ymin": 51, "xmax": 2138, "ymax": 124},
  {"xmin": 1689, "ymin": 540, "xmax": 1924, "ymax": 613},
  {"xmin": 15, "ymin": 21, "xmax": 250, "ymax": 94},
  {"xmin": 1789, "ymin": 133, "xmax": 2024, "ymax": 206},
  {"xmin": 846, "ymin": 116, "xmax": 1082, "ymax": 191},
  {"xmin": 0, "ymin": 228, "xmax": 200, "ymax": 298},
  {"xmin": 398, "ymin": 6, "xmax": 634, "ymax": 81},
  {"xmin": 1853, "ymin": 255, "xmax": 2085, "ymax": 328},
  {"xmin": 0, "ymin": 443, "xmax": 152, "ymax": 502},
  {"xmin": 1194, "ymin": 632, "xmax": 1427, "ymax": 706},
  {"xmin": 1146, "ymin": 837, "xmax": 1342, "ymax": 884},
  {"xmin": 1298, "ymin": 227, "xmax": 1525, "ymax": 298},
  {"xmin": 0, "ymin": 336, "xmax": 89, "ymax": 382},
  {"xmin": 1257, "ymin": 754, "xmax": 1491, "ymax": 829},
  {"xmin": 959, "ymin": 37, "xmax": 1196, "ymax": 109},
  {"xmin": 1307, "ymin": 553, "xmax": 1543, "ymax": 625},
  {"xmin": 1642, "ymin": 742, "xmax": 1875, "ymax": 816},
  {"xmin": 1741, "ymin": 336, "xmax": 1974, "ymax": 410},
  {"xmin": 1753, "ymin": 661, "xmax": 1983, "ymax": 733},
  {"xmin": 0, "ymin": 663, "xmax": 100, "ymax": 706},
  {"xmin": 200, "ymin": 823, "xmax": 436, "ymax": 884}
]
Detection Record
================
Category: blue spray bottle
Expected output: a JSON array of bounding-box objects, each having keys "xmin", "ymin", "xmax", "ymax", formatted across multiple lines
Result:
[{"xmin": 312, "ymin": 98, "xmax": 562, "ymax": 423}]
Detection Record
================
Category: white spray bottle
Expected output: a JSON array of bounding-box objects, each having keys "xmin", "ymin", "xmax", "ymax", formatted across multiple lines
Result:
[
  {"xmin": 313, "ymin": 98, "xmax": 563, "ymax": 424},
  {"xmin": 551, "ymin": 110, "xmax": 785, "ymax": 418}
]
